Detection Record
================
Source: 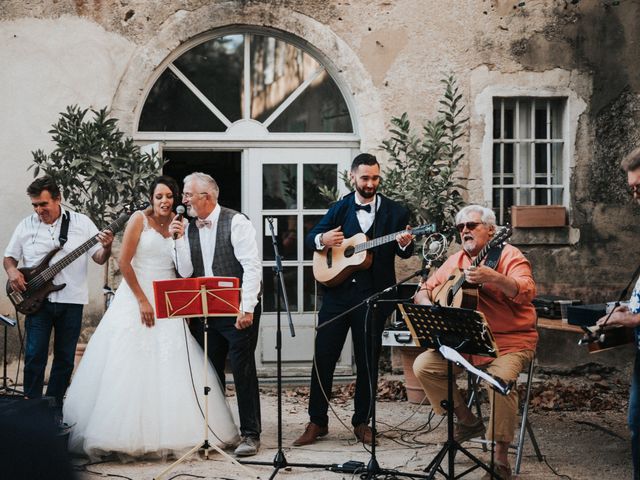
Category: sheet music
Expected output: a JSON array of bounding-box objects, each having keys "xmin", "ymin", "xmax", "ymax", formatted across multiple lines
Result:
[
  {"xmin": 0, "ymin": 314, "xmax": 17, "ymax": 327},
  {"xmin": 438, "ymin": 345, "xmax": 511, "ymax": 396}
]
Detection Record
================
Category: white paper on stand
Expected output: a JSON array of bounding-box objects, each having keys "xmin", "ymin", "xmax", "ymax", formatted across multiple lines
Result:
[{"xmin": 438, "ymin": 345, "xmax": 511, "ymax": 396}]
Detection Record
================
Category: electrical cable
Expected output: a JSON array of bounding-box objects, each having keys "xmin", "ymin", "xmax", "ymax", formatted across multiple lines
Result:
[{"xmin": 181, "ymin": 319, "xmax": 228, "ymax": 446}]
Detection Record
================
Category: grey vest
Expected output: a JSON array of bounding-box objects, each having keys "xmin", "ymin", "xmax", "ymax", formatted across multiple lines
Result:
[{"xmin": 188, "ymin": 207, "xmax": 245, "ymax": 283}]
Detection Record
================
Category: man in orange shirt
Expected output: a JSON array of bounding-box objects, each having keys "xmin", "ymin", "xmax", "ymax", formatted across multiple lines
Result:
[{"xmin": 413, "ymin": 205, "xmax": 537, "ymax": 480}]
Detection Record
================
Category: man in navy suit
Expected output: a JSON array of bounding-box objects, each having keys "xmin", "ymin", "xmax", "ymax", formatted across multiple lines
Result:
[{"xmin": 293, "ymin": 153, "xmax": 415, "ymax": 446}]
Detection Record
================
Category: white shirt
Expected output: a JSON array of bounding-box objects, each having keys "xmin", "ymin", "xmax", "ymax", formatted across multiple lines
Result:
[
  {"xmin": 4, "ymin": 207, "xmax": 101, "ymax": 304},
  {"xmin": 314, "ymin": 195, "xmax": 381, "ymax": 250},
  {"xmin": 185, "ymin": 204, "xmax": 262, "ymax": 313}
]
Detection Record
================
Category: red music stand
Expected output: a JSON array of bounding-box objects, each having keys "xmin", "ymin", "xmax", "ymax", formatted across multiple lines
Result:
[{"xmin": 151, "ymin": 276, "xmax": 258, "ymax": 480}]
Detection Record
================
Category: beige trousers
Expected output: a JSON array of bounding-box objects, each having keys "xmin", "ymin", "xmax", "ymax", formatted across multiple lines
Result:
[{"xmin": 412, "ymin": 349, "xmax": 534, "ymax": 443}]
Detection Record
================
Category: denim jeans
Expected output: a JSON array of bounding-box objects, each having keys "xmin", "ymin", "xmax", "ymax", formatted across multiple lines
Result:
[
  {"xmin": 24, "ymin": 301, "xmax": 84, "ymax": 406},
  {"xmin": 630, "ymin": 349, "xmax": 640, "ymax": 480}
]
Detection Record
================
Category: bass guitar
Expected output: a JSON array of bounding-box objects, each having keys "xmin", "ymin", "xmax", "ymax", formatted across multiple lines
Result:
[
  {"xmin": 431, "ymin": 226, "xmax": 512, "ymax": 309},
  {"xmin": 6, "ymin": 204, "xmax": 144, "ymax": 315},
  {"xmin": 312, "ymin": 224, "xmax": 436, "ymax": 288}
]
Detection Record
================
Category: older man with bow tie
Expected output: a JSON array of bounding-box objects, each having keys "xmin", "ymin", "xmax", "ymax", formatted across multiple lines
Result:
[{"xmin": 170, "ymin": 171, "xmax": 262, "ymax": 457}]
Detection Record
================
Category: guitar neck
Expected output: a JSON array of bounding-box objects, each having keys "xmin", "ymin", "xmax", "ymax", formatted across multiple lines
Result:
[
  {"xmin": 39, "ymin": 214, "xmax": 128, "ymax": 282},
  {"xmin": 451, "ymin": 234, "xmax": 502, "ymax": 295},
  {"xmin": 353, "ymin": 229, "xmax": 409, "ymax": 254}
]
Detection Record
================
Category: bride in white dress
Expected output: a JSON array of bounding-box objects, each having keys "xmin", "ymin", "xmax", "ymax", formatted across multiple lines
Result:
[{"xmin": 63, "ymin": 176, "xmax": 239, "ymax": 459}]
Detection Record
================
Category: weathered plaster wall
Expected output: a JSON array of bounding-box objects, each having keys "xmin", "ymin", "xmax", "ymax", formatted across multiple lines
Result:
[{"xmin": 1, "ymin": 1, "xmax": 640, "ymax": 360}]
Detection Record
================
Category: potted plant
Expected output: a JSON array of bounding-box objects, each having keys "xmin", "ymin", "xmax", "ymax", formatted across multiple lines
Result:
[
  {"xmin": 30, "ymin": 106, "xmax": 164, "ymax": 360},
  {"xmin": 380, "ymin": 76, "xmax": 468, "ymax": 403}
]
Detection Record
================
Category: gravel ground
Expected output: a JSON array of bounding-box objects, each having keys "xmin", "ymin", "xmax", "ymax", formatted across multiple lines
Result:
[{"xmin": 67, "ymin": 368, "xmax": 633, "ymax": 480}]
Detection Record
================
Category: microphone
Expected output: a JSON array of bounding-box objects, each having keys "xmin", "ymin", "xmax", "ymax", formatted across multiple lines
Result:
[
  {"xmin": 428, "ymin": 240, "xmax": 441, "ymax": 254},
  {"xmin": 173, "ymin": 205, "xmax": 186, "ymax": 240}
]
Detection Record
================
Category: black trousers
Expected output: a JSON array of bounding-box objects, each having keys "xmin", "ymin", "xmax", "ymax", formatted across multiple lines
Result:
[
  {"xmin": 189, "ymin": 302, "xmax": 262, "ymax": 439},
  {"xmin": 308, "ymin": 283, "xmax": 387, "ymax": 428}
]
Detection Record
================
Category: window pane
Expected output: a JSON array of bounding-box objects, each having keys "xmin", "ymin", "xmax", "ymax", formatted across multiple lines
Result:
[
  {"xmin": 534, "ymin": 188, "xmax": 548, "ymax": 205},
  {"xmin": 492, "ymin": 107, "xmax": 500, "ymax": 139},
  {"xmin": 551, "ymin": 143, "xmax": 563, "ymax": 184},
  {"xmin": 518, "ymin": 100, "xmax": 532, "ymax": 140},
  {"xmin": 173, "ymin": 35, "xmax": 244, "ymax": 122},
  {"xmin": 139, "ymin": 69, "xmax": 227, "ymax": 132},
  {"xmin": 303, "ymin": 164, "xmax": 338, "ymax": 209},
  {"xmin": 262, "ymin": 215, "xmax": 298, "ymax": 261},
  {"xmin": 518, "ymin": 143, "xmax": 532, "ymax": 184},
  {"xmin": 250, "ymin": 35, "xmax": 322, "ymax": 122},
  {"xmin": 268, "ymin": 70, "xmax": 352, "ymax": 132},
  {"xmin": 534, "ymin": 144, "xmax": 547, "ymax": 171},
  {"xmin": 303, "ymin": 214, "xmax": 324, "ymax": 260},
  {"xmin": 263, "ymin": 164, "xmax": 297, "ymax": 209},
  {"xmin": 304, "ymin": 266, "xmax": 322, "ymax": 311},
  {"xmin": 550, "ymin": 99, "xmax": 563, "ymax": 139},
  {"xmin": 504, "ymin": 100, "xmax": 514, "ymax": 139},
  {"xmin": 262, "ymin": 266, "xmax": 298, "ymax": 312},
  {"xmin": 492, "ymin": 143, "xmax": 501, "ymax": 174},
  {"xmin": 535, "ymin": 105, "xmax": 548, "ymax": 139},
  {"xmin": 504, "ymin": 144, "xmax": 514, "ymax": 174}
]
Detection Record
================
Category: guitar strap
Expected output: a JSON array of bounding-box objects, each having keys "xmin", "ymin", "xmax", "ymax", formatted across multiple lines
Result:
[
  {"xmin": 483, "ymin": 244, "xmax": 504, "ymax": 270},
  {"xmin": 58, "ymin": 211, "xmax": 70, "ymax": 247}
]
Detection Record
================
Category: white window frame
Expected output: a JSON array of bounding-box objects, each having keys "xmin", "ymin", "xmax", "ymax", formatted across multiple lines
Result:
[{"xmin": 491, "ymin": 97, "xmax": 567, "ymax": 224}]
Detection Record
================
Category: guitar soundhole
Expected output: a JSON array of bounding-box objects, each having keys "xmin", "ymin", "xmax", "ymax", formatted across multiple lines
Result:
[
  {"xmin": 446, "ymin": 290, "xmax": 454, "ymax": 306},
  {"xmin": 344, "ymin": 246, "xmax": 355, "ymax": 258}
]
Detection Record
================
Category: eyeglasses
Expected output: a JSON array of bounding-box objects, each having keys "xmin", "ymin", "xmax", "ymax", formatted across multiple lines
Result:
[
  {"xmin": 182, "ymin": 192, "xmax": 208, "ymax": 199},
  {"xmin": 456, "ymin": 222, "xmax": 484, "ymax": 233}
]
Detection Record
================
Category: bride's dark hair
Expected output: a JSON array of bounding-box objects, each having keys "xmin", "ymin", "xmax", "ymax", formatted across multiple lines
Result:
[{"xmin": 149, "ymin": 176, "xmax": 180, "ymax": 211}]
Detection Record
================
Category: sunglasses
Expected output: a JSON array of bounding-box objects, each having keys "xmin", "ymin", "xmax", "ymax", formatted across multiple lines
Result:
[{"xmin": 456, "ymin": 221, "xmax": 484, "ymax": 233}]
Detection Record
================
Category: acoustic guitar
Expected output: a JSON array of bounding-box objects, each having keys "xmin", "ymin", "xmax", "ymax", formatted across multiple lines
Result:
[
  {"xmin": 312, "ymin": 224, "xmax": 436, "ymax": 288},
  {"xmin": 6, "ymin": 204, "xmax": 145, "ymax": 315},
  {"xmin": 431, "ymin": 226, "xmax": 512, "ymax": 309}
]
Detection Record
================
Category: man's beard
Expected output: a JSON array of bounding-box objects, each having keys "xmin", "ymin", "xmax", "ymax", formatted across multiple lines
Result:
[{"xmin": 356, "ymin": 185, "xmax": 376, "ymax": 199}]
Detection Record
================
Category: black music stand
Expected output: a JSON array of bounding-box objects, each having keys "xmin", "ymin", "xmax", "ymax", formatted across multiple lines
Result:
[
  {"xmin": 0, "ymin": 314, "xmax": 22, "ymax": 395},
  {"xmin": 399, "ymin": 303, "xmax": 509, "ymax": 480}
]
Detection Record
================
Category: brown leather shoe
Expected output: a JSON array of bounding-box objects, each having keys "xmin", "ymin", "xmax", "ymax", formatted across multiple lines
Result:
[
  {"xmin": 292, "ymin": 422, "xmax": 328, "ymax": 446},
  {"xmin": 353, "ymin": 423, "xmax": 377, "ymax": 445}
]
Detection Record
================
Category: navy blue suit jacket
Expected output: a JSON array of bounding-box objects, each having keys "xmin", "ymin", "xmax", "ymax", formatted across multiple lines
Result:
[{"xmin": 305, "ymin": 192, "xmax": 413, "ymax": 299}]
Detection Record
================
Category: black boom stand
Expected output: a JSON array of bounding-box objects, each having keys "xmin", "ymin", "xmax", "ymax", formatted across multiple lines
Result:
[
  {"xmin": 240, "ymin": 217, "xmax": 333, "ymax": 478},
  {"xmin": 399, "ymin": 303, "xmax": 511, "ymax": 480}
]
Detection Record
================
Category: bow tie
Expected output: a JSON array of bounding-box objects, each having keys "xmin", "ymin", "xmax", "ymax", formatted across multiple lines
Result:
[
  {"xmin": 355, "ymin": 203, "xmax": 372, "ymax": 213},
  {"xmin": 196, "ymin": 219, "xmax": 212, "ymax": 229}
]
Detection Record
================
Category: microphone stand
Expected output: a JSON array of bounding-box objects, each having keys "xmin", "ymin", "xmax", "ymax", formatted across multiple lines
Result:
[
  {"xmin": 240, "ymin": 218, "xmax": 331, "ymax": 478},
  {"xmin": 317, "ymin": 265, "xmax": 433, "ymax": 480},
  {"xmin": 0, "ymin": 314, "xmax": 22, "ymax": 395}
]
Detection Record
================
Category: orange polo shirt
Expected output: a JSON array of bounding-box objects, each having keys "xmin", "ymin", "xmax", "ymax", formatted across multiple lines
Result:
[{"xmin": 425, "ymin": 244, "xmax": 538, "ymax": 363}]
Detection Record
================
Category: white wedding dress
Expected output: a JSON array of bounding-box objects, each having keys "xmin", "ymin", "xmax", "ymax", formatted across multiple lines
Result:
[{"xmin": 63, "ymin": 213, "xmax": 240, "ymax": 459}]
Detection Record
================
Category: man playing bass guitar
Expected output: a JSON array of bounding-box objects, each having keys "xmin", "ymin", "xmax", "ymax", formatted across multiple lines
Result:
[
  {"xmin": 293, "ymin": 153, "xmax": 414, "ymax": 447},
  {"xmin": 3, "ymin": 176, "xmax": 113, "ymax": 410},
  {"xmin": 413, "ymin": 205, "xmax": 537, "ymax": 480}
]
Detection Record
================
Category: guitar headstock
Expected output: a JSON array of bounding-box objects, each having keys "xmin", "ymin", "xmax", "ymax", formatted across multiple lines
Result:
[
  {"xmin": 124, "ymin": 201, "xmax": 150, "ymax": 215},
  {"xmin": 412, "ymin": 223, "xmax": 437, "ymax": 238},
  {"xmin": 490, "ymin": 225, "xmax": 513, "ymax": 247}
]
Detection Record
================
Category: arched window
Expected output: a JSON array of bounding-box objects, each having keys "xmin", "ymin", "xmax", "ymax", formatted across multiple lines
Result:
[{"xmin": 138, "ymin": 32, "xmax": 353, "ymax": 134}]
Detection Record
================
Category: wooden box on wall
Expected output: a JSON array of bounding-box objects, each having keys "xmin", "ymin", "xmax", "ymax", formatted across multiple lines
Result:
[{"xmin": 510, "ymin": 205, "xmax": 566, "ymax": 228}]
